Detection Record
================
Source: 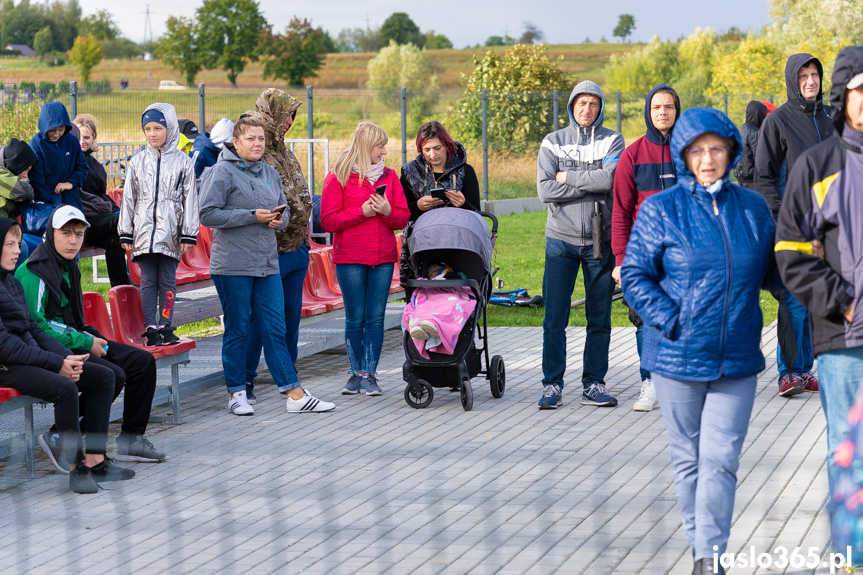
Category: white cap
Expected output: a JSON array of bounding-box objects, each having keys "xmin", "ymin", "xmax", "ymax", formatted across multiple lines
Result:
[
  {"xmin": 52, "ymin": 205, "xmax": 89, "ymax": 229},
  {"xmin": 847, "ymin": 72, "xmax": 863, "ymax": 90}
]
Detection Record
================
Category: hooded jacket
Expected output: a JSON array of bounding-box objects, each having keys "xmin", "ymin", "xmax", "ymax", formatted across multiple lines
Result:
[
  {"xmin": 199, "ymin": 144, "xmax": 288, "ymax": 277},
  {"xmin": 0, "ymin": 218, "xmax": 71, "ymax": 371},
  {"xmin": 193, "ymin": 118, "xmax": 234, "ymax": 179},
  {"xmin": 400, "ymin": 141, "xmax": 481, "ymax": 220},
  {"xmin": 621, "ymin": 108, "xmax": 779, "ymax": 382},
  {"xmin": 118, "ymin": 103, "xmax": 199, "ymax": 260},
  {"xmin": 611, "ymin": 84, "xmax": 679, "ymax": 266},
  {"xmin": 28, "ymin": 102, "xmax": 88, "ymax": 211},
  {"xmin": 0, "ymin": 141, "xmax": 37, "ymax": 219},
  {"xmin": 734, "ymin": 100, "xmax": 773, "ymax": 184},
  {"xmin": 537, "ymin": 81, "xmax": 625, "ymax": 246},
  {"xmin": 754, "ymin": 54, "xmax": 834, "ymax": 214},
  {"xmin": 253, "ymin": 89, "xmax": 312, "ymax": 253},
  {"xmin": 775, "ymin": 45, "xmax": 863, "ymax": 357}
]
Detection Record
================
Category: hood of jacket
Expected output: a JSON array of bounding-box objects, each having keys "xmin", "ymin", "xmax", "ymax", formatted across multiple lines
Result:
[
  {"xmin": 829, "ymin": 45, "xmax": 863, "ymax": 135},
  {"xmin": 643, "ymin": 84, "xmax": 680, "ymax": 145},
  {"xmin": 141, "ymin": 102, "xmax": 180, "ymax": 155},
  {"xmin": 193, "ymin": 132, "xmax": 220, "ymax": 154},
  {"xmin": 567, "ymin": 80, "xmax": 605, "ymax": 130},
  {"xmin": 671, "ymin": 107, "xmax": 743, "ymax": 185},
  {"xmin": 209, "ymin": 118, "xmax": 234, "ymax": 150},
  {"xmin": 255, "ymin": 88, "xmax": 301, "ymax": 150},
  {"xmin": 36, "ymin": 102, "xmax": 72, "ymax": 139},
  {"xmin": 785, "ymin": 53, "xmax": 825, "ymax": 112},
  {"xmin": 745, "ymin": 100, "xmax": 770, "ymax": 129}
]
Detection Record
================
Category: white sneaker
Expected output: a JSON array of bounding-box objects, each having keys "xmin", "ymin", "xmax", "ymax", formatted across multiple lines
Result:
[
  {"xmin": 286, "ymin": 390, "xmax": 336, "ymax": 413},
  {"xmin": 229, "ymin": 390, "xmax": 254, "ymax": 416},
  {"xmin": 633, "ymin": 378, "xmax": 659, "ymax": 412}
]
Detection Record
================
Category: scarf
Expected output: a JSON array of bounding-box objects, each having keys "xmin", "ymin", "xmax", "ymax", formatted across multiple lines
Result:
[
  {"xmin": 353, "ymin": 160, "xmax": 385, "ymax": 185},
  {"xmin": 24, "ymin": 208, "xmax": 86, "ymax": 329}
]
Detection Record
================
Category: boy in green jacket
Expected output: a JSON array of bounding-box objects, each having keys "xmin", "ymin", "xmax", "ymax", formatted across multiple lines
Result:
[{"xmin": 16, "ymin": 205, "xmax": 168, "ymax": 463}]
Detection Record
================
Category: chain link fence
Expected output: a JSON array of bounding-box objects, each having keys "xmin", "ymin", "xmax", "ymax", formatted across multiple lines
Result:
[{"xmin": 0, "ymin": 81, "xmax": 783, "ymax": 200}]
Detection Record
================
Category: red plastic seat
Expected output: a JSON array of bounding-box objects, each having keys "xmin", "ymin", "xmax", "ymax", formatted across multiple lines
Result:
[
  {"xmin": 175, "ymin": 225, "xmax": 212, "ymax": 283},
  {"xmin": 107, "ymin": 188, "xmax": 124, "ymax": 207},
  {"xmin": 305, "ymin": 251, "xmax": 343, "ymax": 311},
  {"xmin": 108, "ymin": 285, "xmax": 196, "ymax": 358},
  {"xmin": 0, "ymin": 388, "xmax": 24, "ymax": 403},
  {"xmin": 82, "ymin": 292, "xmax": 115, "ymax": 340},
  {"xmin": 322, "ymin": 248, "xmax": 341, "ymax": 295},
  {"xmin": 390, "ymin": 232, "xmax": 404, "ymax": 293}
]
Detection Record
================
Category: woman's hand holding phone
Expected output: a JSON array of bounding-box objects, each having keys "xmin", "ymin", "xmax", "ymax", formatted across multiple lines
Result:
[
  {"xmin": 369, "ymin": 191, "xmax": 391, "ymax": 217},
  {"xmin": 418, "ymin": 196, "xmax": 444, "ymax": 211},
  {"xmin": 444, "ymin": 190, "xmax": 465, "ymax": 208}
]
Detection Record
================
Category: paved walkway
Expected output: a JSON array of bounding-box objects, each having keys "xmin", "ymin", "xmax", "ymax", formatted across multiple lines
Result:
[{"xmin": 0, "ymin": 325, "xmax": 837, "ymax": 575}]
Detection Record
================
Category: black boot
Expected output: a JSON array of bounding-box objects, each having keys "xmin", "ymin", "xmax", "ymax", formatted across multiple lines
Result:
[{"xmin": 692, "ymin": 557, "xmax": 724, "ymax": 575}]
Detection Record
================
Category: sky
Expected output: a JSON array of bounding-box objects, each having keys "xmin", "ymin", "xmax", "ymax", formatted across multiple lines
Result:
[{"xmin": 77, "ymin": 0, "xmax": 772, "ymax": 47}]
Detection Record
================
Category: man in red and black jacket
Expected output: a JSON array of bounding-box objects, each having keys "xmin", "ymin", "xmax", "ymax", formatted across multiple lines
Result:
[
  {"xmin": 611, "ymin": 83, "xmax": 680, "ymax": 413},
  {"xmin": 775, "ymin": 45, "xmax": 863, "ymax": 515}
]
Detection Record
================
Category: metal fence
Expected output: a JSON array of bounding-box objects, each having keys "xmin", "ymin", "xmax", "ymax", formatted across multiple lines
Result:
[{"xmin": 0, "ymin": 81, "xmax": 785, "ymax": 200}]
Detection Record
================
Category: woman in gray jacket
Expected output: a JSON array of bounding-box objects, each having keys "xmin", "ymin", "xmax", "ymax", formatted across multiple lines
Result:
[{"xmin": 199, "ymin": 115, "xmax": 334, "ymax": 416}]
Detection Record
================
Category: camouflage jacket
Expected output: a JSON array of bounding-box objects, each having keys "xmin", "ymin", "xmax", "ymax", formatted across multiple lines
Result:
[{"xmin": 253, "ymin": 89, "xmax": 312, "ymax": 253}]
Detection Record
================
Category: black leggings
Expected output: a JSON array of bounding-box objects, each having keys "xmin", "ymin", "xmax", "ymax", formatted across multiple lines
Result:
[{"xmin": 0, "ymin": 362, "xmax": 115, "ymax": 464}]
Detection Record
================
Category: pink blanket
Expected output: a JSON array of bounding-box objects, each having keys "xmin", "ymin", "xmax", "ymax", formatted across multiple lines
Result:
[{"xmin": 402, "ymin": 286, "xmax": 477, "ymax": 359}]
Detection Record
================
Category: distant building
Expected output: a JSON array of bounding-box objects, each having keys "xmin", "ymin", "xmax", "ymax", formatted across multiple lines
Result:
[{"xmin": 5, "ymin": 44, "xmax": 35, "ymax": 56}]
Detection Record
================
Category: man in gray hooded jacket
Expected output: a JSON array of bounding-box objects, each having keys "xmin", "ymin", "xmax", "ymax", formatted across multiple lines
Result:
[{"xmin": 536, "ymin": 80, "xmax": 625, "ymax": 410}]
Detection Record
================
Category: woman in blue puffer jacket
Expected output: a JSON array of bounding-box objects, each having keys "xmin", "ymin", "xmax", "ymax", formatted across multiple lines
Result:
[{"xmin": 621, "ymin": 107, "xmax": 780, "ymax": 575}]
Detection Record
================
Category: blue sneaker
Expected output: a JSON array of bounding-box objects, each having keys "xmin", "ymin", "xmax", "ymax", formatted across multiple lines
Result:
[
  {"xmin": 245, "ymin": 382, "xmax": 257, "ymax": 405},
  {"xmin": 581, "ymin": 383, "xmax": 618, "ymax": 407},
  {"xmin": 538, "ymin": 384, "xmax": 562, "ymax": 409},
  {"xmin": 363, "ymin": 375, "xmax": 382, "ymax": 396},
  {"xmin": 342, "ymin": 374, "xmax": 363, "ymax": 395}
]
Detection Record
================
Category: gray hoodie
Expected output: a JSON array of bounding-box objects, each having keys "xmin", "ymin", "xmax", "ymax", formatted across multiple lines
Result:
[
  {"xmin": 199, "ymin": 144, "xmax": 289, "ymax": 277},
  {"xmin": 537, "ymin": 81, "xmax": 625, "ymax": 246}
]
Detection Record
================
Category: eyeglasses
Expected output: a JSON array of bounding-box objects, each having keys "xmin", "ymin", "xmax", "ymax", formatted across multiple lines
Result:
[{"xmin": 685, "ymin": 145, "xmax": 729, "ymax": 159}]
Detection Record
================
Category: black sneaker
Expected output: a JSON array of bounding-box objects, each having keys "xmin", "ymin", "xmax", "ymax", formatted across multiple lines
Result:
[
  {"xmin": 115, "ymin": 434, "xmax": 168, "ymax": 462},
  {"xmin": 159, "ymin": 325, "xmax": 180, "ymax": 345},
  {"xmin": 69, "ymin": 462, "xmax": 99, "ymax": 494},
  {"xmin": 37, "ymin": 431, "xmax": 70, "ymax": 474},
  {"xmin": 88, "ymin": 456, "xmax": 136, "ymax": 481},
  {"xmin": 142, "ymin": 327, "xmax": 162, "ymax": 346}
]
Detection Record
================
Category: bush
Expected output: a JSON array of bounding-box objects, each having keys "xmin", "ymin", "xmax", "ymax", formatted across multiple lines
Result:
[
  {"xmin": 450, "ymin": 44, "xmax": 571, "ymax": 153},
  {"xmin": 367, "ymin": 40, "xmax": 439, "ymax": 123},
  {"xmin": 0, "ymin": 101, "xmax": 42, "ymax": 143},
  {"xmin": 83, "ymin": 81, "xmax": 112, "ymax": 94}
]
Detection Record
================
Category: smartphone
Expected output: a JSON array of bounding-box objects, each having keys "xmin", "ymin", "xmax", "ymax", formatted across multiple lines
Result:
[
  {"xmin": 375, "ymin": 185, "xmax": 387, "ymax": 196},
  {"xmin": 430, "ymin": 187, "xmax": 447, "ymax": 201},
  {"xmin": 271, "ymin": 204, "xmax": 287, "ymax": 215}
]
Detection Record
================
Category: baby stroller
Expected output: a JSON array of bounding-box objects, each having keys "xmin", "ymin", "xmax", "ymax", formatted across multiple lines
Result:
[{"xmin": 402, "ymin": 208, "xmax": 505, "ymax": 411}]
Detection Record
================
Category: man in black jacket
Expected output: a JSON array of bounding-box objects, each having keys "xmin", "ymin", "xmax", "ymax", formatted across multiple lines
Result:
[
  {"xmin": 754, "ymin": 53, "xmax": 834, "ymax": 397},
  {"xmin": 0, "ymin": 217, "xmax": 132, "ymax": 492},
  {"xmin": 774, "ymin": 44, "xmax": 863, "ymax": 534}
]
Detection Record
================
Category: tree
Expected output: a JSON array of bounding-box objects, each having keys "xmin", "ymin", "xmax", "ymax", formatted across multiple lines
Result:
[
  {"xmin": 424, "ymin": 31, "xmax": 452, "ymax": 50},
  {"xmin": 379, "ymin": 12, "xmax": 424, "ymax": 47},
  {"xmin": 613, "ymin": 14, "xmax": 636, "ymax": 42},
  {"xmin": 605, "ymin": 36, "xmax": 680, "ymax": 94},
  {"xmin": 485, "ymin": 35, "xmax": 516, "ymax": 47},
  {"xmin": 196, "ymin": 0, "xmax": 267, "ymax": 86},
  {"xmin": 46, "ymin": 0, "xmax": 82, "ymax": 51},
  {"xmin": 367, "ymin": 40, "xmax": 439, "ymax": 121},
  {"xmin": 67, "ymin": 34, "xmax": 102, "ymax": 83},
  {"xmin": 711, "ymin": 35, "xmax": 784, "ymax": 96},
  {"xmin": 335, "ymin": 27, "xmax": 382, "ymax": 53},
  {"xmin": 33, "ymin": 26, "xmax": 53, "ymax": 61},
  {"xmin": 450, "ymin": 44, "xmax": 571, "ymax": 151},
  {"xmin": 157, "ymin": 16, "xmax": 206, "ymax": 86},
  {"xmin": 260, "ymin": 18, "xmax": 329, "ymax": 86},
  {"xmin": 519, "ymin": 22, "xmax": 544, "ymax": 44},
  {"xmin": 78, "ymin": 10, "xmax": 119, "ymax": 41}
]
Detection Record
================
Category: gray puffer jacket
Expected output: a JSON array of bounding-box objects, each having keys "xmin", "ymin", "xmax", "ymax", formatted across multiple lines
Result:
[
  {"xmin": 199, "ymin": 144, "xmax": 289, "ymax": 277},
  {"xmin": 118, "ymin": 102, "xmax": 199, "ymax": 260}
]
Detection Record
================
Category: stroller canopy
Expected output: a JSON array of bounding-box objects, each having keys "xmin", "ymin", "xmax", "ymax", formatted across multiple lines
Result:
[{"xmin": 408, "ymin": 208, "xmax": 493, "ymax": 278}]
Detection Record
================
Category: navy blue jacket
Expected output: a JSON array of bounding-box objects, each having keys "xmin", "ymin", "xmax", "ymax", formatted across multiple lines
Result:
[
  {"xmin": 621, "ymin": 107, "xmax": 779, "ymax": 382},
  {"xmin": 28, "ymin": 102, "xmax": 88, "ymax": 210},
  {"xmin": 191, "ymin": 133, "xmax": 219, "ymax": 178}
]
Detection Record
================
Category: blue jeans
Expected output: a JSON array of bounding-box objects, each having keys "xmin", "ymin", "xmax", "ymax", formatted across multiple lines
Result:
[
  {"xmin": 653, "ymin": 373, "xmax": 756, "ymax": 560},
  {"xmin": 635, "ymin": 324, "xmax": 651, "ymax": 381},
  {"xmin": 336, "ymin": 262, "xmax": 393, "ymax": 374},
  {"xmin": 212, "ymin": 274, "xmax": 301, "ymax": 394},
  {"xmin": 245, "ymin": 245, "xmax": 309, "ymax": 382},
  {"xmin": 776, "ymin": 291, "xmax": 814, "ymax": 379},
  {"xmin": 817, "ymin": 346, "xmax": 863, "ymax": 495},
  {"xmin": 541, "ymin": 238, "xmax": 614, "ymax": 388}
]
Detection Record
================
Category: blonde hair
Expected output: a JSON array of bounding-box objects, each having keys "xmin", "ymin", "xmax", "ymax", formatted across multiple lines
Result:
[
  {"xmin": 73, "ymin": 113, "xmax": 98, "ymax": 139},
  {"xmin": 331, "ymin": 121, "xmax": 388, "ymax": 186},
  {"xmin": 233, "ymin": 114, "xmax": 265, "ymax": 138},
  {"xmin": 6, "ymin": 222, "xmax": 22, "ymax": 240}
]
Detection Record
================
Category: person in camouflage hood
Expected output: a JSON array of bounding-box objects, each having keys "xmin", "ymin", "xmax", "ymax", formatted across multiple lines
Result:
[{"xmin": 243, "ymin": 89, "xmax": 313, "ymax": 404}]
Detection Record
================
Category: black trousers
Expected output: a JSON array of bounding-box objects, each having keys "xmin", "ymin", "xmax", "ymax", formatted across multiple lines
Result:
[
  {"xmin": 84, "ymin": 212, "xmax": 131, "ymax": 287},
  {"xmin": 83, "ymin": 339, "xmax": 157, "ymax": 438},
  {"xmin": 0, "ymin": 362, "xmax": 115, "ymax": 463}
]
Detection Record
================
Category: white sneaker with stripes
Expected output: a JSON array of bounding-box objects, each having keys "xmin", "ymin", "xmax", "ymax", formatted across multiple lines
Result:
[
  {"xmin": 286, "ymin": 390, "xmax": 336, "ymax": 413},
  {"xmin": 229, "ymin": 390, "xmax": 254, "ymax": 416}
]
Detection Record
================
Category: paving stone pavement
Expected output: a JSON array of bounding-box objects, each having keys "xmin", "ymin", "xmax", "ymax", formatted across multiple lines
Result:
[{"xmin": 0, "ymin": 325, "xmax": 838, "ymax": 575}]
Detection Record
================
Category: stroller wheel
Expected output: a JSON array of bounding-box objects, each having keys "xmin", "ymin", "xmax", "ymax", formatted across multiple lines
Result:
[
  {"xmin": 460, "ymin": 379, "xmax": 474, "ymax": 411},
  {"xmin": 404, "ymin": 379, "xmax": 434, "ymax": 409},
  {"xmin": 489, "ymin": 355, "xmax": 505, "ymax": 398}
]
